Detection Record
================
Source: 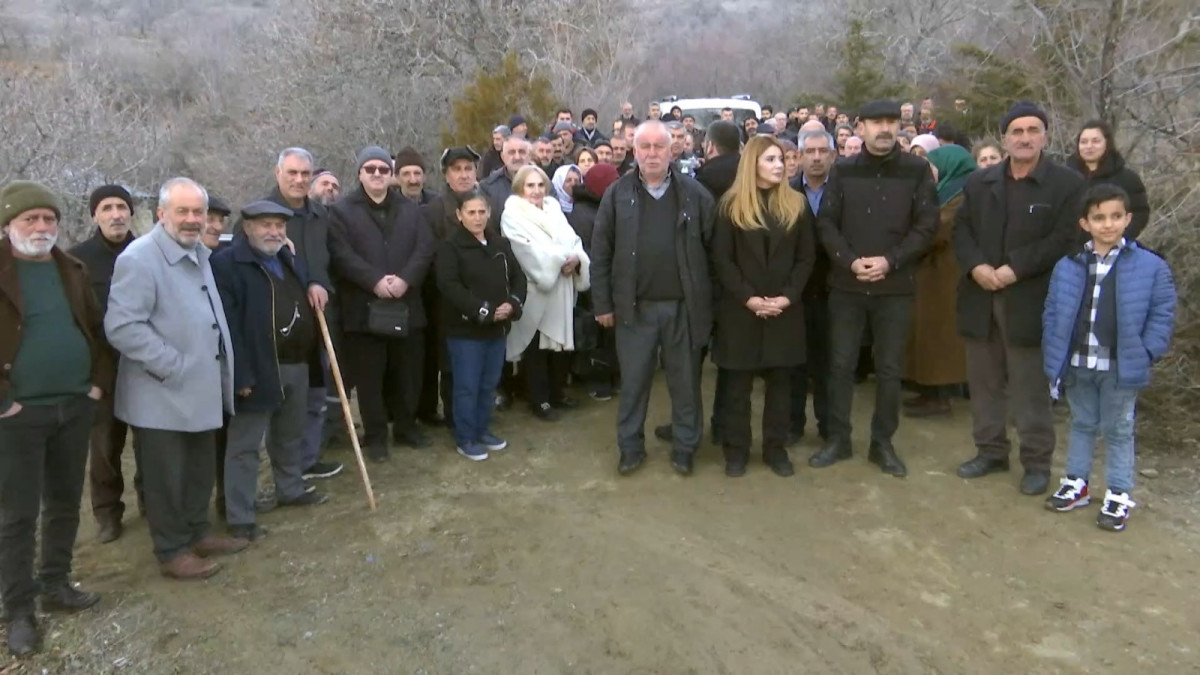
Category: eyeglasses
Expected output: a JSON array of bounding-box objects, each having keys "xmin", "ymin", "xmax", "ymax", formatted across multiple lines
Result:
[{"xmin": 362, "ymin": 165, "xmax": 392, "ymax": 176}]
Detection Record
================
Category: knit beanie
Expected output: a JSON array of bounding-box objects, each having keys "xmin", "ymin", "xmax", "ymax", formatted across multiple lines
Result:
[
  {"xmin": 355, "ymin": 145, "xmax": 393, "ymax": 172},
  {"xmin": 581, "ymin": 108, "xmax": 598, "ymax": 122},
  {"xmin": 393, "ymin": 147, "xmax": 425, "ymax": 172},
  {"xmin": 0, "ymin": 180, "xmax": 64, "ymax": 226},
  {"xmin": 88, "ymin": 184, "xmax": 134, "ymax": 216},
  {"xmin": 1000, "ymin": 101, "xmax": 1048, "ymax": 135},
  {"xmin": 583, "ymin": 163, "xmax": 619, "ymax": 199},
  {"xmin": 508, "ymin": 114, "xmax": 527, "ymax": 129}
]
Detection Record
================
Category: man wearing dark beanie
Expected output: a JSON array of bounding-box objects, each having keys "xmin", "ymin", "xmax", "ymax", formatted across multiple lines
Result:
[
  {"xmin": 394, "ymin": 147, "xmax": 436, "ymax": 206},
  {"xmin": 574, "ymin": 108, "xmax": 608, "ymax": 148},
  {"xmin": 69, "ymin": 185, "xmax": 143, "ymax": 543},
  {"xmin": 953, "ymin": 101, "xmax": 1085, "ymax": 496}
]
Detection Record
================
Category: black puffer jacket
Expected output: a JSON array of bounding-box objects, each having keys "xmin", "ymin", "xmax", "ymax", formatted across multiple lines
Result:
[
  {"xmin": 567, "ymin": 185, "xmax": 602, "ymax": 257},
  {"xmin": 435, "ymin": 225, "xmax": 526, "ymax": 340},
  {"xmin": 1066, "ymin": 151, "xmax": 1150, "ymax": 240}
]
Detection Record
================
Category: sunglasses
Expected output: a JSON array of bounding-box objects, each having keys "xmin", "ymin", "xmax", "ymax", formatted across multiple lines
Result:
[{"xmin": 362, "ymin": 165, "xmax": 392, "ymax": 176}]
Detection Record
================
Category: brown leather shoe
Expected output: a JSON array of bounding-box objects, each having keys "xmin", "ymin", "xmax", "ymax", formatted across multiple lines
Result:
[
  {"xmin": 159, "ymin": 552, "xmax": 221, "ymax": 580},
  {"xmin": 192, "ymin": 535, "xmax": 249, "ymax": 558}
]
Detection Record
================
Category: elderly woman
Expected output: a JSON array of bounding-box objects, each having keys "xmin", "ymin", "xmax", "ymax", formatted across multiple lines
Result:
[
  {"xmin": 436, "ymin": 188, "xmax": 527, "ymax": 460},
  {"xmin": 551, "ymin": 165, "xmax": 583, "ymax": 215},
  {"xmin": 501, "ymin": 165, "xmax": 590, "ymax": 421},
  {"xmin": 909, "ymin": 134, "xmax": 940, "ymax": 158},
  {"xmin": 973, "ymin": 140, "xmax": 1004, "ymax": 170}
]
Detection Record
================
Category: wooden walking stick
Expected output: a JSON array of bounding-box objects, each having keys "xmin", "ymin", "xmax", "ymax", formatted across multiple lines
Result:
[{"xmin": 316, "ymin": 310, "xmax": 377, "ymax": 511}]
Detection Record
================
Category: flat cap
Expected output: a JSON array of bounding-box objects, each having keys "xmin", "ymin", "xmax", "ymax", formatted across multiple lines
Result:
[
  {"xmin": 240, "ymin": 200, "xmax": 293, "ymax": 220},
  {"xmin": 552, "ymin": 121, "xmax": 574, "ymax": 134},
  {"xmin": 440, "ymin": 146, "xmax": 481, "ymax": 169},
  {"xmin": 859, "ymin": 99, "xmax": 902, "ymax": 120},
  {"xmin": 207, "ymin": 195, "xmax": 232, "ymax": 216}
]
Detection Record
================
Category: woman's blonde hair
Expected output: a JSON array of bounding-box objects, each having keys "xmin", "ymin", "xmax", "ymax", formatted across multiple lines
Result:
[
  {"xmin": 511, "ymin": 165, "xmax": 551, "ymax": 197},
  {"xmin": 719, "ymin": 135, "xmax": 805, "ymax": 232}
]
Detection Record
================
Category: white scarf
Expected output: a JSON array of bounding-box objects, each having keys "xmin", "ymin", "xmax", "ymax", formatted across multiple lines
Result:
[{"xmin": 500, "ymin": 195, "xmax": 590, "ymax": 358}]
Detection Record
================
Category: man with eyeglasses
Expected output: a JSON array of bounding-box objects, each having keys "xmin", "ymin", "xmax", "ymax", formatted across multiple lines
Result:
[
  {"xmin": 328, "ymin": 146, "xmax": 435, "ymax": 462},
  {"xmin": 212, "ymin": 201, "xmax": 328, "ymax": 544}
]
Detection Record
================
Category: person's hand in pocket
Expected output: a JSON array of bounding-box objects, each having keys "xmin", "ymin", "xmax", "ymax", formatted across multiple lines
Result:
[{"xmin": 0, "ymin": 402, "xmax": 23, "ymax": 419}]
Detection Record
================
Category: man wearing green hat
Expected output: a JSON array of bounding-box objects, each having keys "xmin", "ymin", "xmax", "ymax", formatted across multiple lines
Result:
[{"xmin": 0, "ymin": 180, "xmax": 112, "ymax": 656}]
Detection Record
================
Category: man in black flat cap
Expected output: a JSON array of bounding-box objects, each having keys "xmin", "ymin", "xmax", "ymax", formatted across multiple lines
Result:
[
  {"xmin": 953, "ymin": 102, "xmax": 1085, "ymax": 496},
  {"xmin": 69, "ymin": 185, "xmax": 142, "ymax": 543},
  {"xmin": 212, "ymin": 200, "xmax": 328, "ymax": 543},
  {"xmin": 813, "ymin": 99, "xmax": 939, "ymax": 478},
  {"xmin": 203, "ymin": 196, "xmax": 232, "ymax": 251},
  {"xmin": 418, "ymin": 146, "xmax": 482, "ymax": 432}
]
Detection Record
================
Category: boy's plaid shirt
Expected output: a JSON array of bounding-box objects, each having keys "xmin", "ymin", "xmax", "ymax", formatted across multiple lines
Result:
[{"xmin": 1070, "ymin": 239, "xmax": 1126, "ymax": 371}]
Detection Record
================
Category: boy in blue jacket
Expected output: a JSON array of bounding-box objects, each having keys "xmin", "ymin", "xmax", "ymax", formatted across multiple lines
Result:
[{"xmin": 1042, "ymin": 184, "xmax": 1176, "ymax": 531}]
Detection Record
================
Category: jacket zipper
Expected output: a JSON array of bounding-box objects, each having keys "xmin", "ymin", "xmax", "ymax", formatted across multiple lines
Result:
[{"xmin": 259, "ymin": 265, "xmax": 285, "ymax": 397}]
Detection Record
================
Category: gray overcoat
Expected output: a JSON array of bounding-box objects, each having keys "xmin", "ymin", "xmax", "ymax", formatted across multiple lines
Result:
[{"xmin": 105, "ymin": 223, "xmax": 234, "ymax": 432}]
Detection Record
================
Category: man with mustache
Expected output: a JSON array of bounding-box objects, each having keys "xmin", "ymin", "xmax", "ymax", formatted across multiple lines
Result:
[
  {"xmin": 953, "ymin": 102, "xmax": 1086, "ymax": 496},
  {"xmin": 105, "ymin": 177, "xmax": 247, "ymax": 580},
  {"xmin": 202, "ymin": 196, "xmax": 232, "ymax": 251},
  {"xmin": 812, "ymin": 100, "xmax": 939, "ymax": 478},
  {"xmin": 0, "ymin": 180, "xmax": 112, "ymax": 656},
  {"xmin": 69, "ymin": 185, "xmax": 142, "ymax": 543},
  {"xmin": 212, "ymin": 201, "xmax": 328, "ymax": 544}
]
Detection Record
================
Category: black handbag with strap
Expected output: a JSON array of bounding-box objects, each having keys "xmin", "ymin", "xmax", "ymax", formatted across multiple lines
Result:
[{"xmin": 366, "ymin": 298, "xmax": 410, "ymax": 337}]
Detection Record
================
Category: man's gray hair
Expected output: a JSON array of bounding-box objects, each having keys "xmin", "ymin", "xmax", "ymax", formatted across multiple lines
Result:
[
  {"xmin": 277, "ymin": 147, "xmax": 315, "ymax": 169},
  {"xmin": 634, "ymin": 120, "xmax": 668, "ymax": 145},
  {"xmin": 665, "ymin": 121, "xmax": 685, "ymax": 132},
  {"xmin": 502, "ymin": 135, "xmax": 532, "ymax": 151},
  {"xmin": 493, "ymin": 125, "xmax": 512, "ymax": 137},
  {"xmin": 158, "ymin": 177, "xmax": 208, "ymax": 210},
  {"xmin": 799, "ymin": 129, "xmax": 836, "ymax": 151}
]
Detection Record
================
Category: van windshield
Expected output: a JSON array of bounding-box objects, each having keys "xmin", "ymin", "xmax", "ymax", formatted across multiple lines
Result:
[{"xmin": 679, "ymin": 107, "xmax": 758, "ymax": 129}]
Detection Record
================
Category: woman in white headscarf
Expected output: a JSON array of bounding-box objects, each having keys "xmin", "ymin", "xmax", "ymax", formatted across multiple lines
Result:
[
  {"xmin": 551, "ymin": 164, "xmax": 582, "ymax": 214},
  {"xmin": 909, "ymin": 134, "xmax": 940, "ymax": 158},
  {"xmin": 502, "ymin": 165, "xmax": 590, "ymax": 421}
]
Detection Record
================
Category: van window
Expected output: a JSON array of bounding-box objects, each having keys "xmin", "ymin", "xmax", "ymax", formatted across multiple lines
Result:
[{"xmin": 680, "ymin": 108, "xmax": 759, "ymax": 130}]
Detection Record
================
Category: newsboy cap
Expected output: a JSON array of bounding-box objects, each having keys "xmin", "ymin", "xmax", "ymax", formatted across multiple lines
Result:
[
  {"xmin": 240, "ymin": 200, "xmax": 293, "ymax": 221},
  {"xmin": 440, "ymin": 146, "xmax": 481, "ymax": 170},
  {"xmin": 858, "ymin": 100, "xmax": 902, "ymax": 120}
]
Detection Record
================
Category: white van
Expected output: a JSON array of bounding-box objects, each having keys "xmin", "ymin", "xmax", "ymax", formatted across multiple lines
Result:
[{"xmin": 658, "ymin": 96, "xmax": 762, "ymax": 129}]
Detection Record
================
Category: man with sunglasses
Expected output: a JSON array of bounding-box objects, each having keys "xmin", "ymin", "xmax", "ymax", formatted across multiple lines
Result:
[
  {"xmin": 212, "ymin": 201, "xmax": 328, "ymax": 543},
  {"xmin": 328, "ymin": 146, "xmax": 436, "ymax": 462}
]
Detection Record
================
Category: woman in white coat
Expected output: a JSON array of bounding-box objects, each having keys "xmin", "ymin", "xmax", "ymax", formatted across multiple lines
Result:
[{"xmin": 501, "ymin": 165, "xmax": 590, "ymax": 421}]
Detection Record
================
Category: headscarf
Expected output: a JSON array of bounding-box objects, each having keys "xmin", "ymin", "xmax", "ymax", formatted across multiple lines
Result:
[
  {"xmin": 927, "ymin": 145, "xmax": 977, "ymax": 206},
  {"xmin": 552, "ymin": 164, "xmax": 582, "ymax": 214},
  {"xmin": 910, "ymin": 134, "xmax": 941, "ymax": 155}
]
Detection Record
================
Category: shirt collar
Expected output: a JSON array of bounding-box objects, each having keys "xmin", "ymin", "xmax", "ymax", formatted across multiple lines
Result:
[
  {"xmin": 801, "ymin": 173, "xmax": 825, "ymax": 191},
  {"xmin": 1084, "ymin": 238, "xmax": 1126, "ymax": 257}
]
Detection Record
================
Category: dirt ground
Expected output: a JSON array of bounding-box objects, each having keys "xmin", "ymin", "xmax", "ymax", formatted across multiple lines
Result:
[{"xmin": 4, "ymin": 368, "xmax": 1199, "ymax": 674}]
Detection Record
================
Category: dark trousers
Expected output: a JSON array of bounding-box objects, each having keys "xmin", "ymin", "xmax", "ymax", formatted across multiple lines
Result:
[
  {"xmin": 214, "ymin": 416, "xmax": 228, "ymax": 514},
  {"xmin": 447, "ymin": 337, "xmax": 506, "ymax": 446},
  {"xmin": 0, "ymin": 396, "xmax": 94, "ymax": 617},
  {"xmin": 343, "ymin": 330, "xmax": 424, "ymax": 446},
  {"xmin": 522, "ymin": 333, "xmax": 570, "ymax": 407},
  {"xmin": 615, "ymin": 300, "xmax": 702, "ymax": 456},
  {"xmin": 791, "ymin": 293, "xmax": 830, "ymax": 438},
  {"xmin": 589, "ymin": 326, "xmax": 619, "ymax": 396},
  {"xmin": 88, "ymin": 393, "xmax": 143, "ymax": 524},
  {"xmin": 964, "ymin": 294, "xmax": 1055, "ymax": 471},
  {"xmin": 722, "ymin": 368, "xmax": 791, "ymax": 464},
  {"xmin": 827, "ymin": 290, "xmax": 913, "ymax": 445},
  {"xmin": 136, "ymin": 428, "xmax": 216, "ymax": 562},
  {"xmin": 416, "ymin": 330, "xmax": 453, "ymax": 428}
]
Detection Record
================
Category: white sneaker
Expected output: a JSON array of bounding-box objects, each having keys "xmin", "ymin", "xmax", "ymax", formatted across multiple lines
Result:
[
  {"xmin": 1045, "ymin": 476, "xmax": 1090, "ymax": 512},
  {"xmin": 1097, "ymin": 489, "xmax": 1136, "ymax": 532}
]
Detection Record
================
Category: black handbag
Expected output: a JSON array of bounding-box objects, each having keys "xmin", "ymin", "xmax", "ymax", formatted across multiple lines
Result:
[{"xmin": 366, "ymin": 299, "xmax": 410, "ymax": 337}]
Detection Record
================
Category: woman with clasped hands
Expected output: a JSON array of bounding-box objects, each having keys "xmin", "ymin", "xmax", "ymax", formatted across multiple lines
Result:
[
  {"xmin": 711, "ymin": 135, "xmax": 816, "ymax": 478},
  {"xmin": 500, "ymin": 165, "xmax": 590, "ymax": 422}
]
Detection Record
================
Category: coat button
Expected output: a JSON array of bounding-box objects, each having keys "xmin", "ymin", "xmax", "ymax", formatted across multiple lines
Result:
[
  {"xmin": 201, "ymin": 285, "xmax": 208, "ymax": 292},
  {"xmin": 2, "ymin": 363, "xmax": 10, "ymax": 371},
  {"xmin": 212, "ymin": 323, "xmax": 219, "ymax": 330},
  {"xmin": 215, "ymin": 354, "xmax": 221, "ymax": 360}
]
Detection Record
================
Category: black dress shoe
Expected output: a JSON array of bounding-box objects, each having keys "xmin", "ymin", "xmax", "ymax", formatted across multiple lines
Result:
[
  {"xmin": 6, "ymin": 614, "xmax": 40, "ymax": 657},
  {"xmin": 868, "ymin": 441, "xmax": 907, "ymax": 478},
  {"xmin": 765, "ymin": 455, "xmax": 795, "ymax": 477},
  {"xmin": 40, "ymin": 584, "xmax": 99, "ymax": 613},
  {"xmin": 654, "ymin": 424, "xmax": 673, "ymax": 442},
  {"xmin": 1020, "ymin": 470, "xmax": 1051, "ymax": 496},
  {"xmin": 956, "ymin": 455, "xmax": 1010, "ymax": 479},
  {"xmin": 670, "ymin": 450, "xmax": 694, "ymax": 476},
  {"xmin": 724, "ymin": 461, "xmax": 747, "ymax": 477},
  {"xmin": 394, "ymin": 427, "xmax": 432, "ymax": 448},
  {"xmin": 550, "ymin": 396, "xmax": 580, "ymax": 410},
  {"xmin": 809, "ymin": 440, "xmax": 851, "ymax": 468},
  {"xmin": 617, "ymin": 452, "xmax": 646, "ymax": 476}
]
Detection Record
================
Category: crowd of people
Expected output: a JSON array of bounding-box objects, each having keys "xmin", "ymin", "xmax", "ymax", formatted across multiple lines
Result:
[{"xmin": 0, "ymin": 94, "xmax": 1178, "ymax": 657}]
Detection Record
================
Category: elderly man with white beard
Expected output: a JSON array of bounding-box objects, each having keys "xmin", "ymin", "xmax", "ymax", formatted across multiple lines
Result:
[
  {"xmin": 105, "ymin": 177, "xmax": 248, "ymax": 581},
  {"xmin": 212, "ymin": 201, "xmax": 327, "ymax": 544},
  {"xmin": 0, "ymin": 180, "xmax": 112, "ymax": 656}
]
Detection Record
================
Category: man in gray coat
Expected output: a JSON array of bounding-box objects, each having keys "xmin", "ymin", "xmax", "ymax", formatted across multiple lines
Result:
[
  {"xmin": 105, "ymin": 177, "xmax": 249, "ymax": 580},
  {"xmin": 591, "ymin": 120, "xmax": 717, "ymax": 477}
]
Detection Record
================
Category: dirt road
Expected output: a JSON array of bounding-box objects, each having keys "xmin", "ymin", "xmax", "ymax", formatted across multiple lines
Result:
[{"xmin": 7, "ymin": 372, "xmax": 1200, "ymax": 674}]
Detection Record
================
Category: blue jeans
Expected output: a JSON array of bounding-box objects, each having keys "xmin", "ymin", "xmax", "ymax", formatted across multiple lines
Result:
[
  {"xmin": 447, "ymin": 337, "xmax": 507, "ymax": 447},
  {"xmin": 1064, "ymin": 367, "xmax": 1138, "ymax": 493}
]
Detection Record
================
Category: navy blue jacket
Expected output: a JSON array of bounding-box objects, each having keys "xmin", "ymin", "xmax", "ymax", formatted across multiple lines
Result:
[
  {"xmin": 1042, "ymin": 242, "xmax": 1176, "ymax": 391},
  {"xmin": 212, "ymin": 237, "xmax": 320, "ymax": 413}
]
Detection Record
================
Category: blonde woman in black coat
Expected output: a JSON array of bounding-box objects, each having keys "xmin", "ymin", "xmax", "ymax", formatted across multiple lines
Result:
[{"xmin": 712, "ymin": 135, "xmax": 816, "ymax": 478}]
